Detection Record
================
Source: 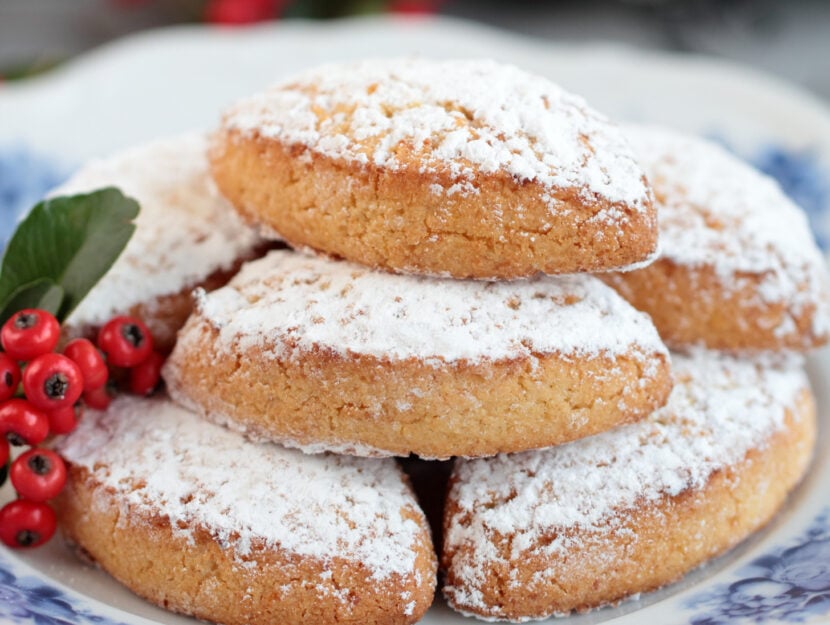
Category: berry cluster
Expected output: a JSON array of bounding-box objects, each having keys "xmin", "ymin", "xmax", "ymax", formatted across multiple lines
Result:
[{"xmin": 0, "ymin": 310, "xmax": 163, "ymax": 549}]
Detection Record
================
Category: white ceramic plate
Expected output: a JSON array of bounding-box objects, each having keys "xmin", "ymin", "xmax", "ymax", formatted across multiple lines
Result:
[{"xmin": 1, "ymin": 15, "xmax": 830, "ymax": 625}]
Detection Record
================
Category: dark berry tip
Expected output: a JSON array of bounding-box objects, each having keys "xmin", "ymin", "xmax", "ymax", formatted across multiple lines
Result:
[
  {"xmin": 3, "ymin": 372, "xmax": 12, "ymax": 388},
  {"xmin": 16, "ymin": 529, "xmax": 39, "ymax": 547},
  {"xmin": 7, "ymin": 433, "xmax": 25, "ymax": 447},
  {"xmin": 121, "ymin": 324, "xmax": 145, "ymax": 348},
  {"xmin": 27, "ymin": 453, "xmax": 51, "ymax": 475},
  {"xmin": 13, "ymin": 312, "xmax": 37, "ymax": 330},
  {"xmin": 44, "ymin": 372, "xmax": 69, "ymax": 400}
]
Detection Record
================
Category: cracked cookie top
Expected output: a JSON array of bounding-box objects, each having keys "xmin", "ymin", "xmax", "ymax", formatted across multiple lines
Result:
[
  {"xmin": 221, "ymin": 58, "xmax": 651, "ymax": 214},
  {"xmin": 57, "ymin": 395, "xmax": 427, "ymax": 581},
  {"xmin": 188, "ymin": 249, "xmax": 667, "ymax": 366}
]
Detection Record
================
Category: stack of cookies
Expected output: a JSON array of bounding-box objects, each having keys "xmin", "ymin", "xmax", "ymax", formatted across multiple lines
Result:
[
  {"xmin": 166, "ymin": 58, "xmax": 673, "ymax": 459},
  {"xmin": 51, "ymin": 59, "xmax": 830, "ymax": 625}
]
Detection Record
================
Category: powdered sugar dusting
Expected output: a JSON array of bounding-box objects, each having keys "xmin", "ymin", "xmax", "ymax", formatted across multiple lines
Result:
[
  {"xmin": 191, "ymin": 250, "xmax": 667, "ymax": 365},
  {"xmin": 223, "ymin": 59, "xmax": 650, "ymax": 211},
  {"xmin": 445, "ymin": 349, "xmax": 808, "ymax": 615},
  {"xmin": 624, "ymin": 125, "xmax": 830, "ymax": 338},
  {"xmin": 57, "ymin": 395, "xmax": 425, "ymax": 580},
  {"xmin": 54, "ymin": 133, "xmax": 262, "ymax": 329}
]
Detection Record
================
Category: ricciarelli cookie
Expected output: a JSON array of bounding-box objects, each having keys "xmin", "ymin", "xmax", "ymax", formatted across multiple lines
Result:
[
  {"xmin": 210, "ymin": 58, "xmax": 656, "ymax": 279},
  {"xmin": 163, "ymin": 250, "xmax": 672, "ymax": 459},
  {"xmin": 442, "ymin": 349, "xmax": 815, "ymax": 620},
  {"xmin": 56, "ymin": 134, "xmax": 266, "ymax": 352},
  {"xmin": 55, "ymin": 396, "xmax": 436, "ymax": 625},
  {"xmin": 602, "ymin": 125, "xmax": 830, "ymax": 351}
]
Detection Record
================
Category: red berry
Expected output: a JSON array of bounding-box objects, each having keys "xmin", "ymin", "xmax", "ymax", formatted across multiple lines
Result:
[
  {"xmin": 47, "ymin": 402, "xmax": 83, "ymax": 435},
  {"xmin": 83, "ymin": 383, "xmax": 115, "ymax": 411},
  {"xmin": 97, "ymin": 316, "xmax": 153, "ymax": 368},
  {"xmin": 0, "ymin": 353, "xmax": 20, "ymax": 402},
  {"xmin": 129, "ymin": 351, "xmax": 165, "ymax": 396},
  {"xmin": 10, "ymin": 448, "xmax": 67, "ymax": 502},
  {"xmin": 22, "ymin": 353, "xmax": 84, "ymax": 411},
  {"xmin": 0, "ymin": 399, "xmax": 50, "ymax": 446},
  {"xmin": 205, "ymin": 0, "xmax": 280, "ymax": 24},
  {"xmin": 63, "ymin": 338, "xmax": 108, "ymax": 391},
  {"xmin": 1, "ymin": 309, "xmax": 60, "ymax": 361},
  {"xmin": 389, "ymin": 0, "xmax": 443, "ymax": 14},
  {"xmin": 0, "ymin": 499, "xmax": 57, "ymax": 548}
]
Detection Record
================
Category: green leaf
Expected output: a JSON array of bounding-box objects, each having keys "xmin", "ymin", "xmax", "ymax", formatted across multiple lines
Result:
[
  {"xmin": 0, "ymin": 279, "xmax": 64, "ymax": 325},
  {"xmin": 0, "ymin": 187, "xmax": 139, "ymax": 322}
]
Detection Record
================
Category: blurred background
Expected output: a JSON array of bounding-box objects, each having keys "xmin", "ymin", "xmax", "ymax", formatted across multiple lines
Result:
[{"xmin": 0, "ymin": 0, "xmax": 829, "ymax": 102}]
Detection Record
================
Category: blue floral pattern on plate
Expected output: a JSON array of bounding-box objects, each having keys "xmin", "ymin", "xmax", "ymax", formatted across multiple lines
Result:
[
  {"xmin": 0, "ymin": 141, "xmax": 829, "ymax": 624},
  {"xmin": 685, "ymin": 507, "xmax": 830, "ymax": 624},
  {"xmin": 746, "ymin": 145, "xmax": 830, "ymax": 250},
  {"xmin": 0, "ymin": 145, "xmax": 70, "ymax": 251},
  {"xmin": 0, "ymin": 550, "xmax": 126, "ymax": 625}
]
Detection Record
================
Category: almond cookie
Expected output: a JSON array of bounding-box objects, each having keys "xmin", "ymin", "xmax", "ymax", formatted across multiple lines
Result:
[
  {"xmin": 211, "ymin": 58, "xmax": 656, "ymax": 279},
  {"xmin": 442, "ymin": 349, "xmax": 815, "ymax": 620},
  {"xmin": 163, "ymin": 250, "xmax": 672, "ymax": 459},
  {"xmin": 55, "ymin": 134, "xmax": 266, "ymax": 352},
  {"xmin": 55, "ymin": 395, "xmax": 436, "ymax": 625},
  {"xmin": 602, "ymin": 125, "xmax": 830, "ymax": 351}
]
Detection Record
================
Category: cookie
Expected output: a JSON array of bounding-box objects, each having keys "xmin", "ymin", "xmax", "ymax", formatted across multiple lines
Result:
[
  {"xmin": 442, "ymin": 349, "xmax": 815, "ymax": 620},
  {"xmin": 55, "ymin": 395, "xmax": 436, "ymax": 625},
  {"xmin": 210, "ymin": 58, "xmax": 656, "ymax": 279},
  {"xmin": 55, "ymin": 133, "xmax": 266, "ymax": 352},
  {"xmin": 601, "ymin": 125, "xmax": 830, "ymax": 351},
  {"xmin": 163, "ymin": 249, "xmax": 672, "ymax": 459}
]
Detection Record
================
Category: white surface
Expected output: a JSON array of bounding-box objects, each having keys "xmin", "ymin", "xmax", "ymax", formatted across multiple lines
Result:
[{"xmin": 1, "ymin": 16, "xmax": 829, "ymax": 625}]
